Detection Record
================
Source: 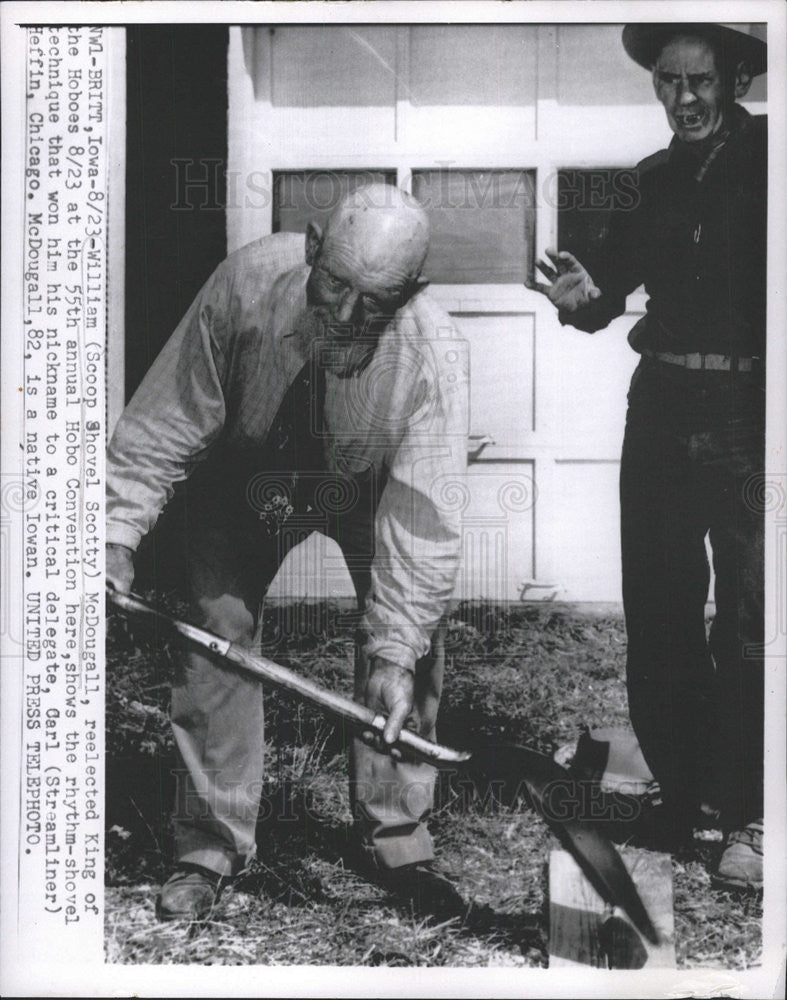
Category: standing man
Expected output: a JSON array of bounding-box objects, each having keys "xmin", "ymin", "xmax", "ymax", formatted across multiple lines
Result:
[
  {"xmin": 106, "ymin": 184, "xmax": 469, "ymax": 919},
  {"xmin": 535, "ymin": 24, "xmax": 766, "ymax": 889}
]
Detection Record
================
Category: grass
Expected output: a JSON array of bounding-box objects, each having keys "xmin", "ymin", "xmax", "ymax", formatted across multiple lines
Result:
[{"xmin": 105, "ymin": 599, "xmax": 762, "ymax": 968}]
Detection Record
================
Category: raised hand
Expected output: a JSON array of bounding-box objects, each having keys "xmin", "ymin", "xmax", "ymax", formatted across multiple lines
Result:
[{"xmin": 533, "ymin": 248, "xmax": 601, "ymax": 314}]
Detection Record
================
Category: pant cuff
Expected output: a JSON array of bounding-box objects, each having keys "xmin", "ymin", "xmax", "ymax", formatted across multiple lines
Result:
[
  {"xmin": 368, "ymin": 823, "xmax": 435, "ymax": 871},
  {"xmin": 175, "ymin": 832, "xmax": 253, "ymax": 877}
]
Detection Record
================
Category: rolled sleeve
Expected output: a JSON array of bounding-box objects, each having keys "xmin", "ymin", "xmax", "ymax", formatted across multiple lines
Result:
[{"xmin": 361, "ymin": 308, "xmax": 468, "ymax": 670}]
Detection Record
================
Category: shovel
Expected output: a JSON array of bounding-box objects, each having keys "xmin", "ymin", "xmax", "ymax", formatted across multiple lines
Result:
[{"xmin": 108, "ymin": 587, "xmax": 660, "ymax": 945}]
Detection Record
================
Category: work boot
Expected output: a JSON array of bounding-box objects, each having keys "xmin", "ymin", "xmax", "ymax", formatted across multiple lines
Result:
[
  {"xmin": 156, "ymin": 863, "xmax": 225, "ymax": 921},
  {"xmin": 712, "ymin": 819, "xmax": 763, "ymax": 891},
  {"xmin": 377, "ymin": 861, "xmax": 472, "ymax": 922}
]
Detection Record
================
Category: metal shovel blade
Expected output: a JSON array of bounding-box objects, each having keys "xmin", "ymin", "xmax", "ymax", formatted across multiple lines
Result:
[{"xmin": 465, "ymin": 744, "xmax": 661, "ymax": 945}]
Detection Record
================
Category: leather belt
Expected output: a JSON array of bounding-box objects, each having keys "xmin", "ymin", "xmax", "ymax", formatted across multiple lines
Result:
[{"xmin": 642, "ymin": 349, "xmax": 759, "ymax": 372}]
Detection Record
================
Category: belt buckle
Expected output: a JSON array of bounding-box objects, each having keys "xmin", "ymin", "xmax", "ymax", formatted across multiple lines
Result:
[{"xmin": 686, "ymin": 353, "xmax": 702, "ymax": 370}]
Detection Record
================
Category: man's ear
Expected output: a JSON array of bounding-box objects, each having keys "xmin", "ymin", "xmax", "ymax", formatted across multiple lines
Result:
[
  {"xmin": 305, "ymin": 222, "xmax": 323, "ymax": 267},
  {"xmin": 396, "ymin": 277, "xmax": 430, "ymax": 309},
  {"xmin": 733, "ymin": 60, "xmax": 753, "ymax": 100},
  {"xmin": 406, "ymin": 278, "xmax": 430, "ymax": 300}
]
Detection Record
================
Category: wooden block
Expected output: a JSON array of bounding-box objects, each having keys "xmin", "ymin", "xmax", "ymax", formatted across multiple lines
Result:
[{"xmin": 548, "ymin": 847, "xmax": 676, "ymax": 969}]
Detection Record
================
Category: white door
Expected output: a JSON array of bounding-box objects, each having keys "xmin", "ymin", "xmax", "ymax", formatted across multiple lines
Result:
[{"xmin": 227, "ymin": 23, "xmax": 766, "ymax": 602}]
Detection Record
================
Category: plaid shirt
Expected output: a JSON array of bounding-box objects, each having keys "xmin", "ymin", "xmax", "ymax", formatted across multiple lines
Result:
[{"xmin": 107, "ymin": 232, "xmax": 468, "ymax": 669}]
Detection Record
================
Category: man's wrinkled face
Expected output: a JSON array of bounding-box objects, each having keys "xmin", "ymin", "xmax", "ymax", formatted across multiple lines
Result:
[
  {"xmin": 653, "ymin": 36, "xmax": 727, "ymax": 143},
  {"xmin": 306, "ymin": 242, "xmax": 413, "ymax": 342},
  {"xmin": 301, "ymin": 187, "xmax": 429, "ymax": 377}
]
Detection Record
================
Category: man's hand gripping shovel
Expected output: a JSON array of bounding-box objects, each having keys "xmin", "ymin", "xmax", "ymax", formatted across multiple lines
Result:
[{"xmin": 108, "ymin": 586, "xmax": 660, "ymax": 946}]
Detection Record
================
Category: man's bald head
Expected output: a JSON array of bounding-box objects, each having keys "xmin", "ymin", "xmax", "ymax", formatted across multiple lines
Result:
[
  {"xmin": 305, "ymin": 184, "xmax": 430, "ymax": 339},
  {"xmin": 319, "ymin": 184, "xmax": 429, "ymax": 283}
]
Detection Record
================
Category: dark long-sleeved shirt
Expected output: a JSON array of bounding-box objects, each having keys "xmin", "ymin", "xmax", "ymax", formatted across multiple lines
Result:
[{"xmin": 563, "ymin": 105, "xmax": 767, "ymax": 358}]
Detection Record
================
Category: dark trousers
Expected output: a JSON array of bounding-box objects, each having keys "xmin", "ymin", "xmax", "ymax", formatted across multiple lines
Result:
[{"xmin": 620, "ymin": 359, "xmax": 765, "ymax": 832}]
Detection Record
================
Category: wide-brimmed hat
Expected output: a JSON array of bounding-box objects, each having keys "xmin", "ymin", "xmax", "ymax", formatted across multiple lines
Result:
[{"xmin": 622, "ymin": 22, "xmax": 767, "ymax": 76}]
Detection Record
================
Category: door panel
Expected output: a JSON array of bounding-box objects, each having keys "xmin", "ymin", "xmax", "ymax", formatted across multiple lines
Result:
[
  {"xmin": 450, "ymin": 312, "xmax": 535, "ymax": 448},
  {"xmin": 451, "ymin": 463, "xmax": 536, "ymax": 602},
  {"xmin": 551, "ymin": 460, "xmax": 623, "ymax": 601},
  {"xmin": 556, "ymin": 312, "xmax": 641, "ymax": 457},
  {"xmin": 412, "ymin": 170, "xmax": 536, "ymax": 285}
]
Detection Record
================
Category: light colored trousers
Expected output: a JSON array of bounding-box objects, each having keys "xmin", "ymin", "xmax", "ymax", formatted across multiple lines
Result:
[{"xmin": 169, "ymin": 483, "xmax": 444, "ymax": 877}]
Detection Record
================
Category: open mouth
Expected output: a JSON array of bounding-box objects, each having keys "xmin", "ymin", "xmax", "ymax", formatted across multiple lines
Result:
[{"xmin": 675, "ymin": 112, "xmax": 705, "ymax": 129}]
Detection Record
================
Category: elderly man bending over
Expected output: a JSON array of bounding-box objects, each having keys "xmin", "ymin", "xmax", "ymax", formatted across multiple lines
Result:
[{"xmin": 106, "ymin": 185, "xmax": 468, "ymax": 920}]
